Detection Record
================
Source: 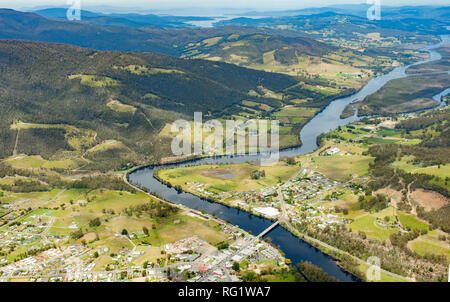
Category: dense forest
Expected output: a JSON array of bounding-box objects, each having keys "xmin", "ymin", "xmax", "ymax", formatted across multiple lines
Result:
[{"xmin": 0, "ymin": 39, "xmax": 300, "ymax": 164}]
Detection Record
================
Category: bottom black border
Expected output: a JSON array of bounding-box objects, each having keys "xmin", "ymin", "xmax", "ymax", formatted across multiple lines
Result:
[{"xmin": 1, "ymin": 282, "xmax": 448, "ymax": 300}]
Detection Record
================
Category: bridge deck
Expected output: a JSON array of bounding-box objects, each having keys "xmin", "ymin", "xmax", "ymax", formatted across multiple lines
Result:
[{"xmin": 257, "ymin": 221, "xmax": 280, "ymax": 238}]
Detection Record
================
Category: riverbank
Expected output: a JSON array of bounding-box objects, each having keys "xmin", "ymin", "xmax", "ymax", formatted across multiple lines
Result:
[
  {"xmin": 127, "ymin": 37, "xmax": 448, "ymax": 282},
  {"xmin": 148, "ymin": 159, "xmax": 370, "ymax": 281},
  {"xmin": 152, "ymin": 164, "xmax": 413, "ymax": 282},
  {"xmin": 127, "ymin": 166, "xmax": 363, "ymax": 281}
]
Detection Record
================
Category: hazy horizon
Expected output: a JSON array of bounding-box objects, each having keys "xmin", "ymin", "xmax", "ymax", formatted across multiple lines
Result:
[{"xmin": 1, "ymin": 0, "xmax": 449, "ymax": 15}]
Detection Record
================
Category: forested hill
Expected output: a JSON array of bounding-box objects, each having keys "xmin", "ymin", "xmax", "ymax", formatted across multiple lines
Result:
[
  {"xmin": 0, "ymin": 9, "xmax": 326, "ymax": 57},
  {"xmin": 0, "ymin": 9, "xmax": 180, "ymax": 55},
  {"xmin": 0, "ymin": 39, "xmax": 297, "ymax": 164},
  {"xmin": 0, "ymin": 39, "xmax": 296, "ymax": 114}
]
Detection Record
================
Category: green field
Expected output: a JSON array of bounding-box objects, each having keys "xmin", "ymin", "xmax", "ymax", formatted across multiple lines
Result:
[
  {"xmin": 0, "ymin": 189, "xmax": 63, "ymax": 208},
  {"xmin": 11, "ymin": 122, "xmax": 97, "ymax": 153},
  {"xmin": 69, "ymin": 74, "xmax": 120, "ymax": 87},
  {"xmin": 158, "ymin": 162, "xmax": 298, "ymax": 194},
  {"xmin": 273, "ymin": 106, "xmax": 319, "ymax": 125},
  {"xmin": 4, "ymin": 155, "xmax": 81, "ymax": 170},
  {"xmin": 43, "ymin": 188, "xmax": 229, "ymax": 248},
  {"xmin": 376, "ymin": 127, "xmax": 402, "ymax": 137},
  {"xmin": 360, "ymin": 137, "xmax": 400, "ymax": 145},
  {"xmin": 408, "ymin": 230, "xmax": 450, "ymax": 258},
  {"xmin": 392, "ymin": 157, "xmax": 450, "ymax": 178},
  {"xmin": 314, "ymin": 155, "xmax": 374, "ymax": 181},
  {"xmin": 107, "ymin": 100, "xmax": 137, "ymax": 114},
  {"xmin": 348, "ymin": 207, "xmax": 399, "ymax": 241},
  {"xmin": 398, "ymin": 211, "xmax": 429, "ymax": 231}
]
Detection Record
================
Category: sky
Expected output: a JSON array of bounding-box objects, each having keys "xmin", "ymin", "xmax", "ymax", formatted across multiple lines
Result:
[{"xmin": 1, "ymin": 0, "xmax": 449, "ymax": 12}]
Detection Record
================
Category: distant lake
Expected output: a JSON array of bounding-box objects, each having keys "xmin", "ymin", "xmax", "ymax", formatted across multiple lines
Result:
[{"xmin": 185, "ymin": 15, "xmax": 265, "ymax": 28}]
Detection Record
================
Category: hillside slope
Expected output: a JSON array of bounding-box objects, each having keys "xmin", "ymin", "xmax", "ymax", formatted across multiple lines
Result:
[{"xmin": 0, "ymin": 40, "xmax": 298, "ymax": 168}]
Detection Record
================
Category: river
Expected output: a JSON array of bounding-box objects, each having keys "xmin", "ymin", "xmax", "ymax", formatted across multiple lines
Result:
[{"xmin": 129, "ymin": 35, "xmax": 449, "ymax": 282}]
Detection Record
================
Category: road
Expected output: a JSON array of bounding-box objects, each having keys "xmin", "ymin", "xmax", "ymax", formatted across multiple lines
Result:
[{"xmin": 13, "ymin": 128, "xmax": 20, "ymax": 156}]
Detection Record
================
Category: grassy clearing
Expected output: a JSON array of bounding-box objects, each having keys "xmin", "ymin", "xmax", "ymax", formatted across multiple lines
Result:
[
  {"xmin": 117, "ymin": 64, "xmax": 185, "ymax": 75},
  {"xmin": 408, "ymin": 230, "xmax": 450, "ymax": 258},
  {"xmin": 327, "ymin": 191, "xmax": 360, "ymax": 210},
  {"xmin": 392, "ymin": 158, "xmax": 450, "ymax": 178},
  {"xmin": 258, "ymin": 86, "xmax": 283, "ymax": 100},
  {"xmin": 414, "ymin": 165, "xmax": 450, "ymax": 178},
  {"xmin": 11, "ymin": 121, "xmax": 96, "ymax": 153},
  {"xmin": 273, "ymin": 106, "xmax": 319, "ymax": 119},
  {"xmin": 0, "ymin": 189, "xmax": 62, "ymax": 208},
  {"xmin": 107, "ymin": 100, "xmax": 136, "ymax": 114},
  {"xmin": 157, "ymin": 215, "xmax": 227, "ymax": 246},
  {"xmin": 159, "ymin": 118, "xmax": 298, "ymax": 150},
  {"xmin": 45, "ymin": 187, "xmax": 225, "ymax": 251},
  {"xmin": 360, "ymin": 137, "xmax": 400, "ymax": 145},
  {"xmin": 272, "ymin": 106, "xmax": 319, "ymax": 129},
  {"xmin": 246, "ymin": 50, "xmax": 371, "ymax": 88},
  {"xmin": 242, "ymin": 100, "xmax": 273, "ymax": 112},
  {"xmin": 348, "ymin": 207, "xmax": 399, "ymax": 241},
  {"xmin": 86, "ymin": 140, "xmax": 124, "ymax": 153},
  {"xmin": 158, "ymin": 162, "xmax": 298, "ymax": 193},
  {"xmin": 47, "ymin": 189, "xmax": 155, "ymax": 236},
  {"xmin": 376, "ymin": 127, "xmax": 402, "ymax": 137},
  {"xmin": 3, "ymin": 155, "xmax": 80, "ymax": 170},
  {"xmin": 69, "ymin": 74, "xmax": 120, "ymax": 87},
  {"xmin": 314, "ymin": 155, "xmax": 374, "ymax": 181},
  {"xmin": 303, "ymin": 83, "xmax": 341, "ymax": 96},
  {"xmin": 398, "ymin": 211, "xmax": 429, "ymax": 231},
  {"xmin": 202, "ymin": 37, "xmax": 223, "ymax": 47}
]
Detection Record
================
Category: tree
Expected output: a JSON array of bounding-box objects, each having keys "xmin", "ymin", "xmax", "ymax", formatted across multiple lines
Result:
[
  {"xmin": 143, "ymin": 226, "xmax": 149, "ymax": 236},
  {"xmin": 297, "ymin": 261, "xmax": 337, "ymax": 282},
  {"xmin": 89, "ymin": 217, "xmax": 101, "ymax": 228},
  {"xmin": 250, "ymin": 170, "xmax": 260, "ymax": 180},
  {"xmin": 286, "ymin": 157, "xmax": 296, "ymax": 165},
  {"xmin": 70, "ymin": 229, "xmax": 84, "ymax": 240},
  {"xmin": 232, "ymin": 262, "xmax": 240, "ymax": 272}
]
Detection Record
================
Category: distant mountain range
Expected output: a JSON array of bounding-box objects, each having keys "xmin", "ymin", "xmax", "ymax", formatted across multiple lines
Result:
[
  {"xmin": 241, "ymin": 4, "xmax": 450, "ymax": 20},
  {"xmin": 0, "ymin": 9, "xmax": 325, "ymax": 56},
  {"xmin": 32, "ymin": 8, "xmax": 213, "ymax": 29},
  {"xmin": 2, "ymin": 7, "xmax": 448, "ymax": 62},
  {"xmin": 216, "ymin": 9, "xmax": 450, "ymax": 37}
]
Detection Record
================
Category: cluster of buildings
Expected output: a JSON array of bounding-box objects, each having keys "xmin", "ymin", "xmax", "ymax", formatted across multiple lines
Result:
[
  {"xmin": 184, "ymin": 166, "xmax": 351, "ymax": 232},
  {"xmin": 280, "ymin": 171, "xmax": 349, "ymax": 228},
  {"xmin": 166, "ymin": 233, "xmax": 285, "ymax": 282},
  {"xmin": 0, "ymin": 204, "xmax": 286, "ymax": 282},
  {"xmin": 0, "ymin": 245, "xmax": 89, "ymax": 282},
  {"xmin": 185, "ymin": 182, "xmax": 215, "ymax": 197}
]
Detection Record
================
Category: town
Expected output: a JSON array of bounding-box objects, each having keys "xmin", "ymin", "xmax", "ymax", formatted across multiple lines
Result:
[{"xmin": 0, "ymin": 199, "xmax": 286, "ymax": 282}]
